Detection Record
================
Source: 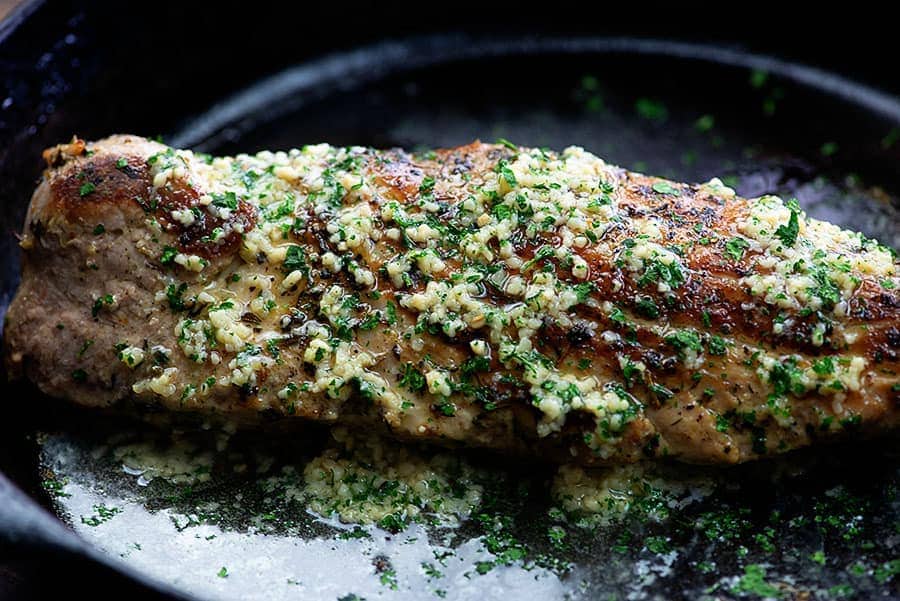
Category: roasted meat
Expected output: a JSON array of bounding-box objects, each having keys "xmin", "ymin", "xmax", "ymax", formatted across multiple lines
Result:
[{"xmin": 4, "ymin": 135, "xmax": 898, "ymax": 465}]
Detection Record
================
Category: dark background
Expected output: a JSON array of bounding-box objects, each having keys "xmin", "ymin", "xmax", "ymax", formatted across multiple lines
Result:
[
  {"xmin": 3, "ymin": 2, "xmax": 899, "ymax": 148},
  {"xmin": 1, "ymin": 2, "xmax": 898, "ymax": 599}
]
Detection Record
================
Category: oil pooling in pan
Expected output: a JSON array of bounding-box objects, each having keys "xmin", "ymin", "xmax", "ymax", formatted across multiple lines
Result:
[{"xmin": 39, "ymin": 422, "xmax": 900, "ymax": 600}]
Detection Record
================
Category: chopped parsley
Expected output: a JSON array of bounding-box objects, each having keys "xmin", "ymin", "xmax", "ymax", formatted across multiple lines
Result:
[
  {"xmin": 635, "ymin": 98, "xmax": 668, "ymax": 121},
  {"xmin": 768, "ymin": 358, "xmax": 806, "ymax": 397},
  {"xmin": 808, "ymin": 265, "xmax": 842, "ymax": 308},
  {"xmin": 435, "ymin": 401, "xmax": 456, "ymax": 416},
  {"xmin": 694, "ymin": 114, "xmax": 715, "ymax": 132},
  {"xmin": 492, "ymin": 204, "xmax": 513, "ymax": 220},
  {"xmin": 820, "ymin": 141, "xmax": 839, "ymax": 157},
  {"xmin": 874, "ymin": 559, "xmax": 900, "ymax": 584},
  {"xmin": 77, "ymin": 339, "xmax": 94, "ymax": 358},
  {"xmin": 725, "ymin": 237, "xmax": 749, "ymax": 261},
  {"xmin": 715, "ymin": 414, "xmax": 730, "ymax": 433},
  {"xmin": 211, "ymin": 191, "xmax": 238, "ymax": 210},
  {"xmin": 495, "ymin": 159, "xmax": 517, "ymax": 187},
  {"xmin": 731, "ymin": 564, "xmax": 783, "ymax": 599},
  {"xmin": 358, "ymin": 312, "xmax": 380, "ymax": 331},
  {"xmin": 634, "ymin": 296, "xmax": 659, "ymax": 319},
  {"xmin": 460, "ymin": 356, "xmax": 490, "ymax": 379},
  {"xmin": 80, "ymin": 503, "xmax": 121, "ymax": 527},
  {"xmin": 210, "ymin": 300, "xmax": 235, "ymax": 312},
  {"xmin": 573, "ymin": 282, "xmax": 596, "ymax": 303},
  {"xmin": 91, "ymin": 294, "xmax": 114, "ymax": 317},
  {"xmin": 385, "ymin": 302, "xmax": 398, "ymax": 325},
  {"xmin": 750, "ymin": 69, "xmax": 769, "ymax": 88},
  {"xmin": 419, "ymin": 176, "xmax": 436, "ymax": 194},
  {"xmin": 665, "ymin": 330, "xmax": 702, "ymax": 354},
  {"xmin": 522, "ymin": 245, "xmax": 555, "ymax": 272},
  {"xmin": 651, "ymin": 181, "xmax": 680, "ymax": 195},
  {"xmin": 166, "ymin": 283, "xmax": 188, "ymax": 312},
  {"xmin": 637, "ymin": 257, "xmax": 685, "ymax": 290},
  {"xmin": 400, "ymin": 363, "xmax": 426, "ymax": 392},
  {"xmin": 812, "ymin": 356, "xmax": 835, "ymax": 375},
  {"xmin": 283, "ymin": 245, "xmax": 307, "ymax": 274},
  {"xmin": 706, "ymin": 335, "xmax": 728, "ymax": 356},
  {"xmin": 160, "ymin": 246, "xmax": 178, "ymax": 265},
  {"xmin": 774, "ymin": 205, "xmax": 800, "ymax": 247}
]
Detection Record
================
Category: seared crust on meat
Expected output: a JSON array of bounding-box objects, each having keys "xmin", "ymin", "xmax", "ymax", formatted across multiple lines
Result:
[{"xmin": 4, "ymin": 135, "xmax": 899, "ymax": 465}]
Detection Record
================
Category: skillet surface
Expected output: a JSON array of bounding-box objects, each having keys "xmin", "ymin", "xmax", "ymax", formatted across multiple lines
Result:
[{"xmin": 2, "ymin": 36, "xmax": 900, "ymax": 600}]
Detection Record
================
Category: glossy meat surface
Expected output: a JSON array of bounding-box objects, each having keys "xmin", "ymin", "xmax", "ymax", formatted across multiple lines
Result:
[{"xmin": 5, "ymin": 135, "xmax": 899, "ymax": 465}]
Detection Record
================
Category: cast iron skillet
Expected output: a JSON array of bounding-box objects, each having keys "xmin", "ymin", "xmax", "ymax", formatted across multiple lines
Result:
[{"xmin": 2, "ymin": 6, "xmax": 899, "ymax": 601}]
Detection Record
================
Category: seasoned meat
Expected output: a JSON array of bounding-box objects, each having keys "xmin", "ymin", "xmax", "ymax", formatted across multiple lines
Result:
[{"xmin": 4, "ymin": 135, "xmax": 899, "ymax": 465}]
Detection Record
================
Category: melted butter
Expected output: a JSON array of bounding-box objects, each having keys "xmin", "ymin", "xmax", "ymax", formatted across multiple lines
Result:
[
  {"xmin": 114, "ymin": 438, "xmax": 214, "ymax": 486},
  {"xmin": 552, "ymin": 463, "xmax": 715, "ymax": 524},
  {"xmin": 108, "ymin": 425, "xmax": 484, "ymax": 527},
  {"xmin": 295, "ymin": 427, "xmax": 483, "ymax": 526}
]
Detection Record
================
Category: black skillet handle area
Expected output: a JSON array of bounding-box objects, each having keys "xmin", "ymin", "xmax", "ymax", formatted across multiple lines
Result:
[
  {"xmin": 0, "ymin": 472, "xmax": 194, "ymax": 600},
  {"xmin": 0, "ymin": 472, "xmax": 86, "ymax": 557}
]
